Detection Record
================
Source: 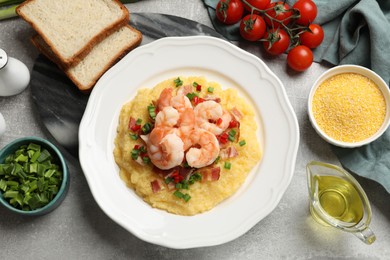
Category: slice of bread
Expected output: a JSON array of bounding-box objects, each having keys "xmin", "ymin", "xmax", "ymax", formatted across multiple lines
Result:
[
  {"xmin": 32, "ymin": 25, "xmax": 142, "ymax": 92},
  {"xmin": 17, "ymin": 0, "xmax": 129, "ymax": 66}
]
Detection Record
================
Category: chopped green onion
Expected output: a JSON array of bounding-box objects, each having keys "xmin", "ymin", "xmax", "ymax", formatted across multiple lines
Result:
[
  {"xmin": 183, "ymin": 193, "xmax": 191, "ymax": 202},
  {"xmin": 0, "ymin": 179, "xmax": 6, "ymax": 191},
  {"xmin": 141, "ymin": 122, "xmax": 153, "ymax": 134},
  {"xmin": 186, "ymin": 92, "xmax": 198, "ymax": 101},
  {"xmin": 37, "ymin": 149, "xmax": 51, "ymax": 163},
  {"xmin": 130, "ymin": 134, "xmax": 138, "ymax": 140},
  {"xmin": 30, "ymin": 150, "xmax": 41, "ymax": 162},
  {"xmin": 181, "ymin": 182, "xmax": 189, "ymax": 190},
  {"xmin": 15, "ymin": 154, "xmax": 28, "ymax": 163},
  {"xmin": 224, "ymin": 162, "xmax": 232, "ymax": 170},
  {"xmin": 27, "ymin": 143, "xmax": 41, "ymax": 151},
  {"xmin": 131, "ymin": 149, "xmax": 139, "ymax": 160},
  {"xmin": 142, "ymin": 157, "xmax": 150, "ymax": 164},
  {"xmin": 174, "ymin": 77, "xmax": 183, "ymax": 87},
  {"xmin": 207, "ymin": 87, "xmax": 214, "ymax": 93},
  {"xmin": 139, "ymin": 146, "xmax": 147, "ymax": 153},
  {"xmin": 228, "ymin": 129, "xmax": 237, "ymax": 142},
  {"xmin": 183, "ymin": 161, "xmax": 190, "ymax": 168},
  {"xmin": 239, "ymin": 140, "xmax": 246, "ymax": 146},
  {"xmin": 214, "ymin": 156, "xmax": 221, "ymax": 164},
  {"xmin": 147, "ymin": 105, "xmax": 156, "ymax": 120},
  {"xmin": 174, "ymin": 190, "xmax": 184, "ymax": 199},
  {"xmin": 173, "ymin": 190, "xmax": 191, "ymax": 202},
  {"xmin": 136, "ymin": 118, "xmax": 142, "ymax": 125}
]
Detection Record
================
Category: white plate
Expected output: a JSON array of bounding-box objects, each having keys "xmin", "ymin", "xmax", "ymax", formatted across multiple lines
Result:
[{"xmin": 79, "ymin": 36, "xmax": 299, "ymax": 249}]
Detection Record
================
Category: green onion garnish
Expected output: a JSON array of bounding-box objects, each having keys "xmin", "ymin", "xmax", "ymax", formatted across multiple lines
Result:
[
  {"xmin": 142, "ymin": 122, "xmax": 153, "ymax": 134},
  {"xmin": 131, "ymin": 149, "xmax": 139, "ymax": 160},
  {"xmin": 224, "ymin": 162, "xmax": 232, "ymax": 170},
  {"xmin": 147, "ymin": 104, "xmax": 156, "ymax": 120},
  {"xmin": 0, "ymin": 143, "xmax": 63, "ymax": 211},
  {"xmin": 239, "ymin": 140, "xmax": 246, "ymax": 146},
  {"xmin": 186, "ymin": 92, "xmax": 199, "ymax": 101},
  {"xmin": 173, "ymin": 190, "xmax": 191, "ymax": 202},
  {"xmin": 207, "ymin": 87, "xmax": 214, "ymax": 93},
  {"xmin": 228, "ymin": 129, "xmax": 237, "ymax": 142},
  {"xmin": 130, "ymin": 134, "xmax": 138, "ymax": 140},
  {"xmin": 174, "ymin": 77, "xmax": 183, "ymax": 87}
]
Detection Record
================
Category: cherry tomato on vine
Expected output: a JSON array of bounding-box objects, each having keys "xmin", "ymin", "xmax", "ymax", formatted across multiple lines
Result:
[
  {"xmin": 243, "ymin": 0, "xmax": 270, "ymax": 13},
  {"xmin": 299, "ymin": 24, "xmax": 324, "ymax": 48},
  {"xmin": 263, "ymin": 29, "xmax": 290, "ymax": 55},
  {"xmin": 216, "ymin": 0, "xmax": 244, "ymax": 25},
  {"xmin": 240, "ymin": 14, "xmax": 266, "ymax": 41},
  {"xmin": 287, "ymin": 45, "xmax": 313, "ymax": 71},
  {"xmin": 293, "ymin": 0, "xmax": 317, "ymax": 25},
  {"xmin": 264, "ymin": 1, "xmax": 292, "ymax": 28}
]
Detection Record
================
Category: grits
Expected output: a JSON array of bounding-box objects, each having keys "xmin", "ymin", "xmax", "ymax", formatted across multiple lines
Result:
[{"xmin": 113, "ymin": 76, "xmax": 262, "ymax": 215}]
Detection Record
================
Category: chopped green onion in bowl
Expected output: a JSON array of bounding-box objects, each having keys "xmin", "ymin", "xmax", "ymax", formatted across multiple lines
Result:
[{"xmin": 0, "ymin": 137, "xmax": 69, "ymax": 216}]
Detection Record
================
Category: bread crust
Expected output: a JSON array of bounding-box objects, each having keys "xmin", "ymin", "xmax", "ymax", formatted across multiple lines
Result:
[
  {"xmin": 31, "ymin": 25, "xmax": 142, "ymax": 93},
  {"xmin": 17, "ymin": 0, "xmax": 130, "ymax": 67}
]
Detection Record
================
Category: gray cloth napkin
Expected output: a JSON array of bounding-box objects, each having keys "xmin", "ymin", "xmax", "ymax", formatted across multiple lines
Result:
[{"xmin": 203, "ymin": 0, "xmax": 390, "ymax": 192}]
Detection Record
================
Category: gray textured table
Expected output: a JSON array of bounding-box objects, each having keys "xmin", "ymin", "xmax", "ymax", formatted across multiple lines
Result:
[{"xmin": 0, "ymin": 1, "xmax": 389, "ymax": 259}]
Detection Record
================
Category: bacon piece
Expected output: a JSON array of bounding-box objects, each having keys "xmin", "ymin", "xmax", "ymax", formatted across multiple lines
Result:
[
  {"xmin": 203, "ymin": 95, "xmax": 221, "ymax": 103},
  {"xmin": 231, "ymin": 107, "xmax": 243, "ymax": 121},
  {"xmin": 199, "ymin": 166, "xmax": 221, "ymax": 182},
  {"xmin": 128, "ymin": 117, "xmax": 137, "ymax": 131},
  {"xmin": 179, "ymin": 85, "xmax": 193, "ymax": 96},
  {"xmin": 219, "ymin": 146, "xmax": 239, "ymax": 160},
  {"xmin": 151, "ymin": 179, "xmax": 165, "ymax": 193},
  {"xmin": 179, "ymin": 166, "xmax": 195, "ymax": 181}
]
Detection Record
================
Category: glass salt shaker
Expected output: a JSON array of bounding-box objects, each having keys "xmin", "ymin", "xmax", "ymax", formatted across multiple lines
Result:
[{"xmin": 0, "ymin": 48, "xmax": 30, "ymax": 96}]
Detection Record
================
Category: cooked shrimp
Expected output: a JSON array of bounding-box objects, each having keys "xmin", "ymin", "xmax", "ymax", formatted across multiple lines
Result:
[
  {"xmin": 147, "ymin": 127, "xmax": 184, "ymax": 170},
  {"xmin": 186, "ymin": 129, "xmax": 220, "ymax": 168},
  {"xmin": 177, "ymin": 107, "xmax": 195, "ymax": 150},
  {"xmin": 155, "ymin": 106, "xmax": 179, "ymax": 128},
  {"xmin": 171, "ymin": 94, "xmax": 192, "ymax": 113},
  {"xmin": 194, "ymin": 100, "xmax": 232, "ymax": 135},
  {"xmin": 156, "ymin": 87, "xmax": 173, "ymax": 112}
]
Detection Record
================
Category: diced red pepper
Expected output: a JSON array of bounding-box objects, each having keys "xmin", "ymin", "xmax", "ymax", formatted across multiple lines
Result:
[
  {"xmin": 193, "ymin": 96, "xmax": 199, "ymax": 104},
  {"xmin": 196, "ymin": 84, "xmax": 202, "ymax": 92},
  {"xmin": 228, "ymin": 119, "xmax": 239, "ymax": 128},
  {"xmin": 131, "ymin": 124, "xmax": 141, "ymax": 132},
  {"xmin": 217, "ymin": 132, "xmax": 229, "ymax": 144},
  {"xmin": 134, "ymin": 144, "xmax": 141, "ymax": 150},
  {"xmin": 216, "ymin": 118, "xmax": 223, "ymax": 125},
  {"xmin": 193, "ymin": 96, "xmax": 205, "ymax": 105}
]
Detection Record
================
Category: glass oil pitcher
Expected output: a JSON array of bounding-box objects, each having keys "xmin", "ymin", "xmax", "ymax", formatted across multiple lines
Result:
[{"xmin": 306, "ymin": 161, "xmax": 376, "ymax": 245}]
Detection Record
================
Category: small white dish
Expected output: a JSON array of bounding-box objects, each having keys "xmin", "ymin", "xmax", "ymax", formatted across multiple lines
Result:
[
  {"xmin": 308, "ymin": 65, "xmax": 390, "ymax": 148},
  {"xmin": 78, "ymin": 36, "xmax": 299, "ymax": 249}
]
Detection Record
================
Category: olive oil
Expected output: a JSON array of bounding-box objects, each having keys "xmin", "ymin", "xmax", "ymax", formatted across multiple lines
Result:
[
  {"xmin": 315, "ymin": 175, "xmax": 364, "ymax": 224},
  {"xmin": 307, "ymin": 161, "xmax": 376, "ymax": 244}
]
